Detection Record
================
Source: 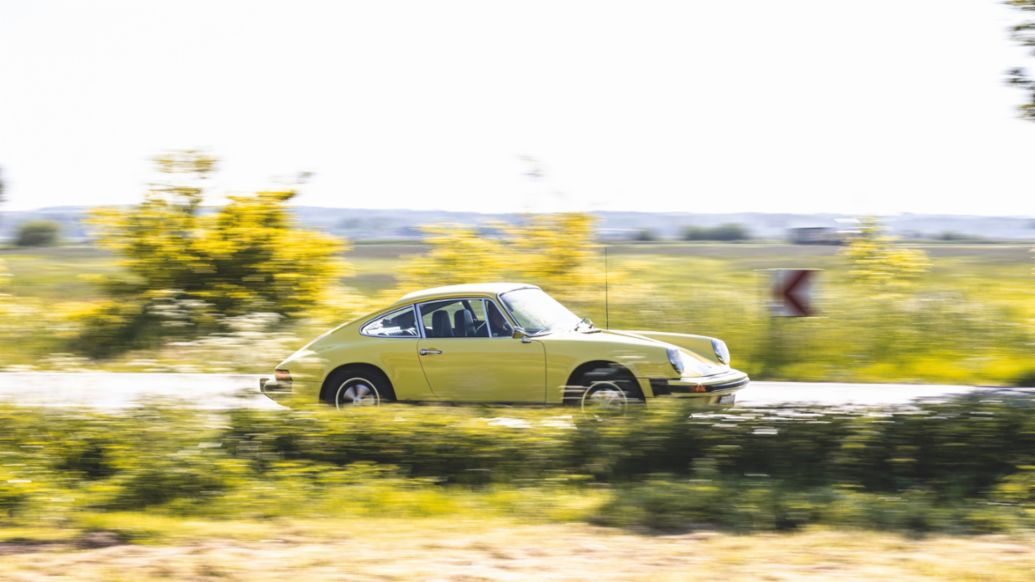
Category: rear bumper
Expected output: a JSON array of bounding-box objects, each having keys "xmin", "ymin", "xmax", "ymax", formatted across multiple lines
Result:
[{"xmin": 259, "ymin": 377, "xmax": 293, "ymax": 402}]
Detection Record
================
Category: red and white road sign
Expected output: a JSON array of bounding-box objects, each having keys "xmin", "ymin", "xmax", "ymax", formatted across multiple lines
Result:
[{"xmin": 769, "ymin": 269, "xmax": 817, "ymax": 317}]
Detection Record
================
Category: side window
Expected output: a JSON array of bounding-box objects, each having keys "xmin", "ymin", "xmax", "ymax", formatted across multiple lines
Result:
[
  {"xmin": 361, "ymin": 306, "xmax": 419, "ymax": 337},
  {"xmin": 419, "ymin": 299, "xmax": 489, "ymax": 338},
  {"xmin": 486, "ymin": 300, "xmax": 513, "ymax": 338}
]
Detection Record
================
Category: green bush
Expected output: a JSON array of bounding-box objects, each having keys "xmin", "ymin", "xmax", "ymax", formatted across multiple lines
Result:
[
  {"xmin": 14, "ymin": 220, "xmax": 60, "ymax": 247},
  {"xmin": 0, "ymin": 393, "xmax": 1032, "ymax": 532},
  {"xmin": 222, "ymin": 407, "xmax": 575, "ymax": 484}
]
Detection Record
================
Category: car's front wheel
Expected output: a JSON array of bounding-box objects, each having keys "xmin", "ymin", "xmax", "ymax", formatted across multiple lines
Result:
[
  {"xmin": 326, "ymin": 367, "xmax": 394, "ymax": 409},
  {"xmin": 572, "ymin": 365, "xmax": 644, "ymax": 415},
  {"xmin": 581, "ymin": 381, "xmax": 629, "ymax": 414}
]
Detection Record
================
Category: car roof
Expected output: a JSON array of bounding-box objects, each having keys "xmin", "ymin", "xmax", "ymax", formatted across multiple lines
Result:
[{"xmin": 396, "ymin": 282, "xmax": 540, "ymax": 304}]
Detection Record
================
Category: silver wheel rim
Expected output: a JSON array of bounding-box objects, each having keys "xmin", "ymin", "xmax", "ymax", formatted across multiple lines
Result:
[
  {"xmin": 581, "ymin": 381, "xmax": 628, "ymax": 414},
  {"xmin": 335, "ymin": 377, "xmax": 381, "ymax": 409}
]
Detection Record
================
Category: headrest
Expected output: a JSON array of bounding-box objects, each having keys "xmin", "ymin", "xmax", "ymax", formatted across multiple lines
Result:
[
  {"xmin": 431, "ymin": 310, "xmax": 453, "ymax": 337},
  {"xmin": 454, "ymin": 309, "xmax": 475, "ymax": 337}
]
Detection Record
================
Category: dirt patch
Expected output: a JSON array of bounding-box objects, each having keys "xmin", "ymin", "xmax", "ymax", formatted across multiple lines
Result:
[{"xmin": 0, "ymin": 521, "xmax": 1032, "ymax": 581}]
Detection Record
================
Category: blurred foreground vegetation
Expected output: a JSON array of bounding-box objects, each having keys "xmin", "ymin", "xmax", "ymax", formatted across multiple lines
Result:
[{"xmin": 0, "ymin": 393, "xmax": 1033, "ymax": 535}]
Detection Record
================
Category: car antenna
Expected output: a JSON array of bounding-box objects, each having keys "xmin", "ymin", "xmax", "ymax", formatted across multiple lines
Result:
[{"xmin": 604, "ymin": 245, "xmax": 609, "ymax": 329}]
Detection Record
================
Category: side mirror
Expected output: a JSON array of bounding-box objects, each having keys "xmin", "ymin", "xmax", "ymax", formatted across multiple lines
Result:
[{"xmin": 512, "ymin": 327, "xmax": 532, "ymax": 343}]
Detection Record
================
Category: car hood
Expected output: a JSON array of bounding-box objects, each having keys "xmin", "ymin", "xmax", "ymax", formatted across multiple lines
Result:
[
  {"xmin": 606, "ymin": 329, "xmax": 728, "ymax": 377},
  {"xmin": 543, "ymin": 328, "xmax": 728, "ymax": 378}
]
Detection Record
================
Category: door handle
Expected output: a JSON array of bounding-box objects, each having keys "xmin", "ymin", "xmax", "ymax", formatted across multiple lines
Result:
[{"xmin": 419, "ymin": 348, "xmax": 443, "ymax": 356}]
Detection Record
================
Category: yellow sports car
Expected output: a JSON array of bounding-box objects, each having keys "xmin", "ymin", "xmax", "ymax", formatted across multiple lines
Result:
[{"xmin": 261, "ymin": 283, "xmax": 748, "ymax": 411}]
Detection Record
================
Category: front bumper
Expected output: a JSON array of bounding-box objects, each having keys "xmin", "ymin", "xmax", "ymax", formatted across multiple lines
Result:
[{"xmin": 648, "ymin": 370, "xmax": 749, "ymax": 406}]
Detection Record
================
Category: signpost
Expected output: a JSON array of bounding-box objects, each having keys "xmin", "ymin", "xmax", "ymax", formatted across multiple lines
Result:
[
  {"xmin": 769, "ymin": 269, "xmax": 817, "ymax": 317},
  {"xmin": 755, "ymin": 268, "xmax": 819, "ymax": 377}
]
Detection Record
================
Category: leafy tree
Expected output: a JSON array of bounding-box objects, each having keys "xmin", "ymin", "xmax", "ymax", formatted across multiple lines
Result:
[
  {"xmin": 1007, "ymin": 0, "xmax": 1035, "ymax": 121},
  {"xmin": 396, "ymin": 224, "xmax": 506, "ymax": 291},
  {"xmin": 77, "ymin": 150, "xmax": 347, "ymax": 357},
  {"xmin": 395, "ymin": 212, "xmax": 602, "ymax": 301},
  {"xmin": 504, "ymin": 213, "xmax": 601, "ymax": 297},
  {"xmin": 14, "ymin": 220, "xmax": 60, "ymax": 247},
  {"xmin": 841, "ymin": 217, "xmax": 930, "ymax": 292},
  {"xmin": 1008, "ymin": 3, "xmax": 1035, "ymax": 274}
]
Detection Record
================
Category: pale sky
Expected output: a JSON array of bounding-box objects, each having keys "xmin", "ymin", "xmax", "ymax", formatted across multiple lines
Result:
[{"xmin": 1, "ymin": 0, "xmax": 1033, "ymax": 215}]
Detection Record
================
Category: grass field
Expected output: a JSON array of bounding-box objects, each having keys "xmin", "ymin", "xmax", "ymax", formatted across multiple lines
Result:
[{"xmin": 1, "ymin": 241, "xmax": 1033, "ymax": 384}]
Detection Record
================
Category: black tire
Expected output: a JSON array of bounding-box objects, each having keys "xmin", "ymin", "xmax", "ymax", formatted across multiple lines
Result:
[
  {"xmin": 572, "ymin": 364, "xmax": 644, "ymax": 414},
  {"xmin": 324, "ymin": 366, "xmax": 395, "ymax": 409}
]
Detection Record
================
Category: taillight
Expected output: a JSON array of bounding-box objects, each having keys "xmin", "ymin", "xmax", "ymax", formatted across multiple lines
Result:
[{"xmin": 275, "ymin": 369, "xmax": 292, "ymax": 383}]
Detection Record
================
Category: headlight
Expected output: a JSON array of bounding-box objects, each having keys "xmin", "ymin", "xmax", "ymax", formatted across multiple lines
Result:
[
  {"xmin": 666, "ymin": 348, "xmax": 684, "ymax": 375},
  {"xmin": 711, "ymin": 339, "xmax": 730, "ymax": 365}
]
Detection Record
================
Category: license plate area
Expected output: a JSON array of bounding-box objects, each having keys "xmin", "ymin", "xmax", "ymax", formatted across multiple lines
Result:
[{"xmin": 717, "ymin": 394, "xmax": 736, "ymax": 405}]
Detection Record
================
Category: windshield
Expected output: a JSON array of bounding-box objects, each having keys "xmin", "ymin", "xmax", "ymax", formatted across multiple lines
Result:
[{"xmin": 499, "ymin": 288, "xmax": 581, "ymax": 335}]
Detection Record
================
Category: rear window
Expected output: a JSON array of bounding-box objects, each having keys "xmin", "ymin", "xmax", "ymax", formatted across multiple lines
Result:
[{"xmin": 361, "ymin": 306, "xmax": 419, "ymax": 337}]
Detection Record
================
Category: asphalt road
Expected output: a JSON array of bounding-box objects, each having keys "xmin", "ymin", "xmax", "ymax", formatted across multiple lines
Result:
[{"xmin": 0, "ymin": 372, "xmax": 1006, "ymax": 410}]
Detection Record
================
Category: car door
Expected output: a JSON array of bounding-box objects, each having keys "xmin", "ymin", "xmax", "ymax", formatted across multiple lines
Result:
[{"xmin": 416, "ymin": 298, "xmax": 546, "ymax": 403}]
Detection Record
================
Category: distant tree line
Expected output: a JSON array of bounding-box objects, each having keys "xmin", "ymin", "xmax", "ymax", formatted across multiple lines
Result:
[
  {"xmin": 682, "ymin": 223, "xmax": 751, "ymax": 241},
  {"xmin": 631, "ymin": 223, "xmax": 752, "ymax": 242}
]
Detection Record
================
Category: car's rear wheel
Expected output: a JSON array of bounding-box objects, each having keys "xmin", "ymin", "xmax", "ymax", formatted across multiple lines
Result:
[{"xmin": 326, "ymin": 367, "xmax": 394, "ymax": 409}]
